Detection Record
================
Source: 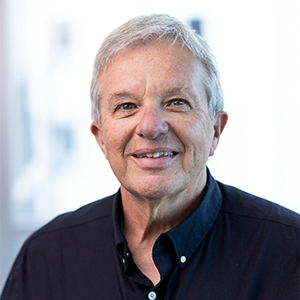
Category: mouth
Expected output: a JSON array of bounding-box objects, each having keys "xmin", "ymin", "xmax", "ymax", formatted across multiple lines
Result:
[{"xmin": 133, "ymin": 151, "xmax": 177, "ymax": 159}]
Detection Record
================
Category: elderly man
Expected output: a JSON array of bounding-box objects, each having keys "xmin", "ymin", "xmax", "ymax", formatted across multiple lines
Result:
[{"xmin": 1, "ymin": 14, "xmax": 299, "ymax": 300}]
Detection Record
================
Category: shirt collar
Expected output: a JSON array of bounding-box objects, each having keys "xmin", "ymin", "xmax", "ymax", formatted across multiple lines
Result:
[
  {"xmin": 164, "ymin": 168, "xmax": 222, "ymax": 267},
  {"xmin": 112, "ymin": 169, "xmax": 223, "ymax": 268},
  {"xmin": 112, "ymin": 191, "xmax": 151, "ymax": 285},
  {"xmin": 112, "ymin": 191, "xmax": 127, "ymax": 259}
]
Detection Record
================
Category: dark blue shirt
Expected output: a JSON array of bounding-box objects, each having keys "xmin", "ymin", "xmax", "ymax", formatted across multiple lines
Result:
[{"xmin": 1, "ymin": 170, "xmax": 299, "ymax": 299}]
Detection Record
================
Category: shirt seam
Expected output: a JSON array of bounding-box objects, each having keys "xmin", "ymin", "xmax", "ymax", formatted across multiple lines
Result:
[
  {"xmin": 220, "ymin": 209, "xmax": 299, "ymax": 230},
  {"xmin": 28, "ymin": 213, "xmax": 112, "ymax": 242}
]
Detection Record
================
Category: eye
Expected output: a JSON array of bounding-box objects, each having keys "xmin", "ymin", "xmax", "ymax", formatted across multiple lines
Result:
[
  {"xmin": 117, "ymin": 103, "xmax": 137, "ymax": 111},
  {"xmin": 166, "ymin": 99, "xmax": 187, "ymax": 106}
]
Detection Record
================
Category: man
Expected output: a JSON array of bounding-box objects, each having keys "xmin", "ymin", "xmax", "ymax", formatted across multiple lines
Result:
[{"xmin": 1, "ymin": 14, "xmax": 299, "ymax": 300}]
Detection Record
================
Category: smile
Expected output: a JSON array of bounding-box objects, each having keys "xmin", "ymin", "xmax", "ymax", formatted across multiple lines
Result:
[{"xmin": 133, "ymin": 151, "xmax": 176, "ymax": 158}]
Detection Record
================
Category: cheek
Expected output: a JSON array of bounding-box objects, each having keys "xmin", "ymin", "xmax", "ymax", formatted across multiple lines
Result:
[
  {"xmin": 102, "ymin": 122, "xmax": 133, "ymax": 157},
  {"xmin": 182, "ymin": 119, "xmax": 213, "ymax": 156}
]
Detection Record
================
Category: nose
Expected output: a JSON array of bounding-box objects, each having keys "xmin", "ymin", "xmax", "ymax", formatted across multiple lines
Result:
[{"xmin": 135, "ymin": 105, "xmax": 169, "ymax": 139}]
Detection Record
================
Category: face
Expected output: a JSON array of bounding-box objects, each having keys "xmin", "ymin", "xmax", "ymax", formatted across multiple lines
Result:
[{"xmin": 91, "ymin": 41, "xmax": 227, "ymax": 202}]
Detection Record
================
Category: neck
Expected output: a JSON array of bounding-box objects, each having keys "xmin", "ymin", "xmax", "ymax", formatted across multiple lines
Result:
[
  {"xmin": 121, "ymin": 181, "xmax": 205, "ymax": 243},
  {"xmin": 119, "ymin": 175, "xmax": 207, "ymax": 286}
]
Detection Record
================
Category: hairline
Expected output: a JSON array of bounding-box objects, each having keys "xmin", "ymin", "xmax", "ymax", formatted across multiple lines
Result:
[{"xmin": 90, "ymin": 16, "xmax": 224, "ymax": 124}]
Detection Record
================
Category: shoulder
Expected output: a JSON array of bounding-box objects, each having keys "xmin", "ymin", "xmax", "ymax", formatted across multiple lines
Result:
[
  {"xmin": 217, "ymin": 181, "xmax": 299, "ymax": 230},
  {"xmin": 1, "ymin": 194, "xmax": 118, "ymax": 298},
  {"xmin": 29, "ymin": 193, "xmax": 116, "ymax": 241}
]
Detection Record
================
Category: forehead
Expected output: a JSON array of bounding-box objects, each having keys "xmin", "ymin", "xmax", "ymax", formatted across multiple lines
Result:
[{"xmin": 98, "ymin": 41, "xmax": 206, "ymax": 96}]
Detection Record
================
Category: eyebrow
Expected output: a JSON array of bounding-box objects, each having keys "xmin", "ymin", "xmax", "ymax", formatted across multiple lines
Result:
[
  {"xmin": 163, "ymin": 87, "xmax": 195, "ymax": 98},
  {"xmin": 108, "ymin": 85, "xmax": 196, "ymax": 102},
  {"xmin": 161, "ymin": 85, "xmax": 199, "ymax": 103},
  {"xmin": 108, "ymin": 92, "xmax": 137, "ymax": 102}
]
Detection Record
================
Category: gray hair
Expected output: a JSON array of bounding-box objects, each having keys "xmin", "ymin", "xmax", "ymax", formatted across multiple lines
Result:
[{"xmin": 90, "ymin": 14, "xmax": 224, "ymax": 123}]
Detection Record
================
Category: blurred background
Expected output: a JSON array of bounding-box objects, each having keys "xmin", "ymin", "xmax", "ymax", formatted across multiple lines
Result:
[{"xmin": 1, "ymin": 0, "xmax": 299, "ymax": 291}]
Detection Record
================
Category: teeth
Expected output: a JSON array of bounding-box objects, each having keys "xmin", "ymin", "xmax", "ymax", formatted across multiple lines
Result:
[{"xmin": 136, "ymin": 151, "xmax": 174, "ymax": 158}]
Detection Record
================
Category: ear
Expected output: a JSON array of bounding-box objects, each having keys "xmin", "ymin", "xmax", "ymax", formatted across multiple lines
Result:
[
  {"xmin": 209, "ymin": 112, "xmax": 228, "ymax": 157},
  {"xmin": 90, "ymin": 122, "xmax": 108, "ymax": 159}
]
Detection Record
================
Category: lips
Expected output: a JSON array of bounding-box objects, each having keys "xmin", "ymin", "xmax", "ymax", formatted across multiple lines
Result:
[{"xmin": 133, "ymin": 151, "xmax": 176, "ymax": 158}]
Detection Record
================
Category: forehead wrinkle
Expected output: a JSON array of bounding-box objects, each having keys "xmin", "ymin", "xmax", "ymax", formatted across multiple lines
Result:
[{"xmin": 106, "ymin": 75, "xmax": 147, "ymax": 102}]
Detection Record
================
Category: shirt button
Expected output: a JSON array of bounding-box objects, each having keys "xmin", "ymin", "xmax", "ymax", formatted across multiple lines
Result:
[
  {"xmin": 148, "ymin": 291, "xmax": 157, "ymax": 300},
  {"xmin": 180, "ymin": 255, "xmax": 187, "ymax": 263}
]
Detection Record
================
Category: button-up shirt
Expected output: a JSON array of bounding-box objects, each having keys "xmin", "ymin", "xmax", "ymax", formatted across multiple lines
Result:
[{"xmin": 1, "ymin": 170, "xmax": 299, "ymax": 299}]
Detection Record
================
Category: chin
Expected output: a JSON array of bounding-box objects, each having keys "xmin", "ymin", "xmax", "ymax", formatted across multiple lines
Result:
[{"xmin": 130, "ymin": 180, "xmax": 184, "ymax": 201}]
